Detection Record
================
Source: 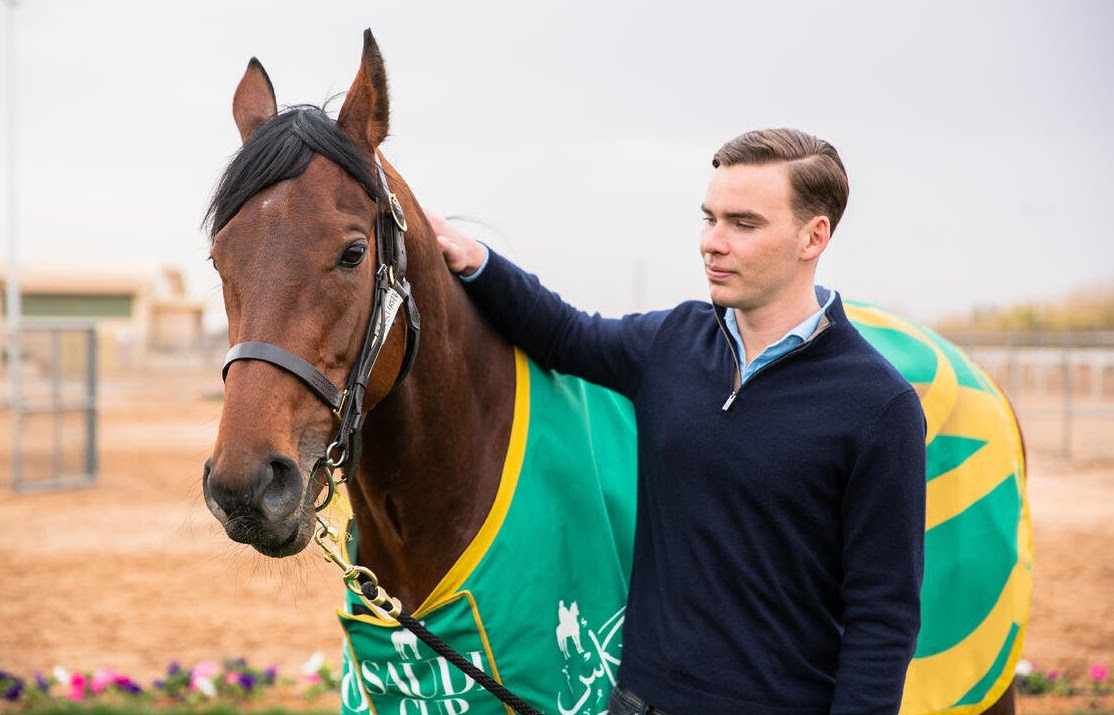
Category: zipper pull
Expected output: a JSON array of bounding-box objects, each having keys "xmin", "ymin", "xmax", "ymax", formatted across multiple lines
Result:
[{"xmin": 721, "ymin": 390, "xmax": 738, "ymax": 411}]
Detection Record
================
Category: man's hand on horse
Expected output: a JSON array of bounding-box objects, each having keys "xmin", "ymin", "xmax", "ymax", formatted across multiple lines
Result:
[{"xmin": 427, "ymin": 213, "xmax": 487, "ymax": 277}]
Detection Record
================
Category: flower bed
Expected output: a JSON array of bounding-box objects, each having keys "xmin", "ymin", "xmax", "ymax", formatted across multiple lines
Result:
[
  {"xmin": 0, "ymin": 655, "xmax": 340, "ymax": 711},
  {"xmin": 1015, "ymin": 659, "xmax": 1113, "ymax": 696},
  {"xmin": 1013, "ymin": 660, "xmax": 1114, "ymax": 715},
  {"xmin": 2, "ymin": 656, "xmax": 1112, "ymax": 712}
]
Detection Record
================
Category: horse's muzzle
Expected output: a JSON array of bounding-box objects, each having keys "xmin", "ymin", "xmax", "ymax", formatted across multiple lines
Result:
[{"xmin": 202, "ymin": 453, "xmax": 312, "ymax": 556}]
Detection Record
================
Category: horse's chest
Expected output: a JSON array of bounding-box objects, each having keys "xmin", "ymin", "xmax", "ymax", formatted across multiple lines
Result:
[{"xmin": 338, "ymin": 357, "xmax": 637, "ymax": 714}]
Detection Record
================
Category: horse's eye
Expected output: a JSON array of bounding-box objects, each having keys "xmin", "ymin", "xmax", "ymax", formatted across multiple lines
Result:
[{"xmin": 338, "ymin": 241, "xmax": 368, "ymax": 268}]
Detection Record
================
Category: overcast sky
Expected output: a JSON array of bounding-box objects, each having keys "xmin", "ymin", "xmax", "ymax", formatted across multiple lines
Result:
[{"xmin": 2, "ymin": 0, "xmax": 1111, "ymax": 327}]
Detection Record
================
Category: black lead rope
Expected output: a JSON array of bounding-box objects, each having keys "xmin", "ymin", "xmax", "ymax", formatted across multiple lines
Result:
[{"xmin": 358, "ymin": 582, "xmax": 544, "ymax": 715}]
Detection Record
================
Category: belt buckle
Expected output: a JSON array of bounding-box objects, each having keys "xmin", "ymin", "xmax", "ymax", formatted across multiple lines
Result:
[{"xmin": 620, "ymin": 686, "xmax": 662, "ymax": 715}]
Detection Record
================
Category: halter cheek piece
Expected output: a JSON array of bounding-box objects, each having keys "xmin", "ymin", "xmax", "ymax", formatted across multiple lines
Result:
[{"xmin": 220, "ymin": 154, "xmax": 421, "ymax": 494}]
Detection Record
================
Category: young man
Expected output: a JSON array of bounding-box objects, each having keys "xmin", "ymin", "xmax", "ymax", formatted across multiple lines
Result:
[{"xmin": 432, "ymin": 128, "xmax": 926, "ymax": 714}]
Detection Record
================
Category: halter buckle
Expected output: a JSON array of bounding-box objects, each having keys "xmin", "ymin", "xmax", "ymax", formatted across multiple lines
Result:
[
  {"xmin": 332, "ymin": 389, "xmax": 349, "ymax": 421},
  {"xmin": 388, "ymin": 192, "xmax": 408, "ymax": 231}
]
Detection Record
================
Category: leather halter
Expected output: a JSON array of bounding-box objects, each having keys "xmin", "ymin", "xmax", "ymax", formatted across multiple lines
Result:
[{"xmin": 220, "ymin": 153, "xmax": 420, "ymax": 481}]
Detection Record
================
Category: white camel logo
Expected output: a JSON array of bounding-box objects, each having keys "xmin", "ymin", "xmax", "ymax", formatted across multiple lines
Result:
[
  {"xmin": 392, "ymin": 626, "xmax": 421, "ymax": 660},
  {"xmin": 556, "ymin": 600, "xmax": 584, "ymax": 659}
]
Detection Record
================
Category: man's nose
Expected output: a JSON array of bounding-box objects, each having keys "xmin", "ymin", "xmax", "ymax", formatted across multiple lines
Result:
[{"xmin": 700, "ymin": 224, "xmax": 726, "ymax": 255}]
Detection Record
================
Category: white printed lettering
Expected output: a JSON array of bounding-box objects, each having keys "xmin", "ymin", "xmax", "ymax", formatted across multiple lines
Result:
[
  {"xmin": 341, "ymin": 669, "xmax": 370, "ymax": 713},
  {"xmin": 440, "ymin": 697, "xmax": 471, "ymax": 715},
  {"xmin": 361, "ymin": 661, "xmax": 388, "ymax": 695},
  {"xmin": 436, "ymin": 653, "xmax": 479, "ymax": 696},
  {"xmin": 399, "ymin": 698, "xmax": 430, "ymax": 715}
]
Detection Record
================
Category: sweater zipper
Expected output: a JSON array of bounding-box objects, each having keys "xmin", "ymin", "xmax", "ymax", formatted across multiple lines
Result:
[
  {"xmin": 714, "ymin": 308, "xmax": 833, "ymax": 412},
  {"xmin": 714, "ymin": 310, "xmax": 743, "ymax": 410}
]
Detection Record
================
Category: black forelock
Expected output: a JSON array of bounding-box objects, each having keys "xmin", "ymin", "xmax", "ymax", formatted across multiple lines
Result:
[{"xmin": 205, "ymin": 105, "xmax": 383, "ymax": 239}]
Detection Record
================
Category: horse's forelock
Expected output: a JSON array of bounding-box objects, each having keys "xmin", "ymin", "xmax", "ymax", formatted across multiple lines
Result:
[{"xmin": 205, "ymin": 105, "xmax": 384, "ymax": 240}]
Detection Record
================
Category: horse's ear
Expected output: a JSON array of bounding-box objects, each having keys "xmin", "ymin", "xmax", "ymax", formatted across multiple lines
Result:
[
  {"xmin": 232, "ymin": 58, "xmax": 277, "ymax": 145},
  {"xmin": 337, "ymin": 29, "xmax": 389, "ymax": 149}
]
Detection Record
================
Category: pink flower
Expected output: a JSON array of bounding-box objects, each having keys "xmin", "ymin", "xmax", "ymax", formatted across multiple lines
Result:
[
  {"xmin": 193, "ymin": 660, "xmax": 221, "ymax": 680},
  {"xmin": 225, "ymin": 672, "xmax": 241, "ymax": 686},
  {"xmin": 90, "ymin": 668, "xmax": 116, "ymax": 694},
  {"xmin": 1048, "ymin": 669, "xmax": 1061, "ymax": 681},
  {"xmin": 303, "ymin": 672, "xmax": 321, "ymax": 685},
  {"xmin": 67, "ymin": 673, "xmax": 86, "ymax": 701},
  {"xmin": 1090, "ymin": 663, "xmax": 1109, "ymax": 682},
  {"xmin": 190, "ymin": 660, "xmax": 221, "ymax": 698}
]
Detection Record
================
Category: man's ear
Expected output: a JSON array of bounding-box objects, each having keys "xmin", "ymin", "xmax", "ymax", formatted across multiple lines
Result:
[{"xmin": 800, "ymin": 216, "xmax": 831, "ymax": 261}]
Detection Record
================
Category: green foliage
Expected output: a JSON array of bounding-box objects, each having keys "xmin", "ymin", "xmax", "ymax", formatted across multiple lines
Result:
[{"xmin": 1016, "ymin": 669, "xmax": 1071, "ymax": 695}]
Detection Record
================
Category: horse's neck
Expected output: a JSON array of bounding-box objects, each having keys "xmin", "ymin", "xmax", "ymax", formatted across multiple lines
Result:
[{"xmin": 349, "ymin": 240, "xmax": 515, "ymax": 611}]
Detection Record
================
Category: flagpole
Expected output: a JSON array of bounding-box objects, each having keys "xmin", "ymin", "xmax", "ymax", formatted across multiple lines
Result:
[{"xmin": 3, "ymin": 0, "xmax": 21, "ymax": 483}]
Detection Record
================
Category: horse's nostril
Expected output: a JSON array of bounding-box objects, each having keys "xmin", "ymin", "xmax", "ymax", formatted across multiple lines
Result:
[
  {"xmin": 251, "ymin": 460, "xmax": 275, "ymax": 508},
  {"xmin": 202, "ymin": 457, "xmax": 230, "ymax": 522},
  {"xmin": 257, "ymin": 455, "xmax": 302, "ymax": 521},
  {"xmin": 203, "ymin": 453, "xmax": 302, "ymax": 525}
]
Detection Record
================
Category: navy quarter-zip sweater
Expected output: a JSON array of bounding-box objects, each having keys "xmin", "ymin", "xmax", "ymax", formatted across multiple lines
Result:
[{"xmin": 463, "ymin": 249, "xmax": 926, "ymax": 714}]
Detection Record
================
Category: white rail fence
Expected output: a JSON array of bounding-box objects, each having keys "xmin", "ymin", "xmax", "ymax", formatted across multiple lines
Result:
[
  {"xmin": 0, "ymin": 320, "xmax": 98, "ymax": 491},
  {"xmin": 953, "ymin": 331, "xmax": 1114, "ymax": 461}
]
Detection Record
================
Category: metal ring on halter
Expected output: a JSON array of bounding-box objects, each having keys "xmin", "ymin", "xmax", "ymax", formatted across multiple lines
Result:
[
  {"xmin": 312, "ymin": 459, "xmax": 337, "ymax": 513},
  {"xmin": 314, "ymin": 517, "xmax": 340, "ymax": 542},
  {"xmin": 325, "ymin": 440, "xmax": 348, "ymax": 469}
]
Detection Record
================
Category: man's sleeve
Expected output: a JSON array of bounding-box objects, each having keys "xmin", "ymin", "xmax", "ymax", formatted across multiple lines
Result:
[
  {"xmin": 831, "ymin": 387, "xmax": 927, "ymax": 714},
  {"xmin": 460, "ymin": 247, "xmax": 666, "ymax": 398}
]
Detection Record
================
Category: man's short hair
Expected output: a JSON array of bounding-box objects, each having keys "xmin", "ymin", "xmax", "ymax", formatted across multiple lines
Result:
[{"xmin": 712, "ymin": 128, "xmax": 849, "ymax": 234}]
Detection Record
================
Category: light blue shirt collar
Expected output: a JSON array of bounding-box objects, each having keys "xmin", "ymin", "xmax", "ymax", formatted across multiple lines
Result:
[{"xmin": 723, "ymin": 286, "xmax": 835, "ymax": 386}]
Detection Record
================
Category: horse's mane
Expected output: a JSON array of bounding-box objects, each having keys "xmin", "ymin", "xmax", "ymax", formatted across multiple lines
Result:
[{"xmin": 205, "ymin": 105, "xmax": 383, "ymax": 239}]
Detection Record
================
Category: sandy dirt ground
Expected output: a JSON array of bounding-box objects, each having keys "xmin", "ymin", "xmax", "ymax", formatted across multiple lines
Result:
[{"xmin": 1, "ymin": 370, "xmax": 1112, "ymax": 711}]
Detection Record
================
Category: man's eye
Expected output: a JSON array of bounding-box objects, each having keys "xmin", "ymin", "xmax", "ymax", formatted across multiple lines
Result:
[{"xmin": 338, "ymin": 241, "xmax": 368, "ymax": 268}]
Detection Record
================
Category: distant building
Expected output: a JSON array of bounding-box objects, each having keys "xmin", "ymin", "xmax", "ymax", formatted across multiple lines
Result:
[{"xmin": 0, "ymin": 265, "xmax": 205, "ymax": 374}]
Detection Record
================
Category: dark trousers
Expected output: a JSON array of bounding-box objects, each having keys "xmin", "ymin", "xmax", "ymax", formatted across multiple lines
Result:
[{"xmin": 608, "ymin": 685, "xmax": 671, "ymax": 715}]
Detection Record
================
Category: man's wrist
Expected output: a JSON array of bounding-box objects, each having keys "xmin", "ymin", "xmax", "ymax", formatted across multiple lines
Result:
[{"xmin": 459, "ymin": 243, "xmax": 491, "ymax": 283}]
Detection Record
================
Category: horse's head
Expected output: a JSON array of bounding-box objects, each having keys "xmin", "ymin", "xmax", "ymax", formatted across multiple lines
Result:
[{"xmin": 202, "ymin": 30, "xmax": 414, "ymax": 557}]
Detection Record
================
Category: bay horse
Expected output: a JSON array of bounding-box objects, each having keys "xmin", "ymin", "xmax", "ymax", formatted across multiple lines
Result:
[{"xmin": 202, "ymin": 29, "xmax": 1030, "ymax": 715}]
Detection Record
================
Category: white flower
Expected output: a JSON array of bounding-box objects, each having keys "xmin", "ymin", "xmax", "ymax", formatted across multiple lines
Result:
[
  {"xmin": 195, "ymin": 676, "xmax": 217, "ymax": 698},
  {"xmin": 52, "ymin": 666, "xmax": 69, "ymax": 684},
  {"xmin": 301, "ymin": 652, "xmax": 325, "ymax": 675},
  {"xmin": 1015, "ymin": 659, "xmax": 1034, "ymax": 676}
]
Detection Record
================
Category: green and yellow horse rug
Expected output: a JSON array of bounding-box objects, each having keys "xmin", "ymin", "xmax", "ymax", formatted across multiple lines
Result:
[
  {"xmin": 333, "ymin": 305, "xmax": 1032, "ymax": 715},
  {"xmin": 845, "ymin": 302, "xmax": 1032, "ymax": 714},
  {"xmin": 336, "ymin": 349, "xmax": 636, "ymax": 715}
]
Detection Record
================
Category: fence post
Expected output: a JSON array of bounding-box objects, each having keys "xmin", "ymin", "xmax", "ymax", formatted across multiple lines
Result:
[
  {"xmin": 86, "ymin": 325, "xmax": 97, "ymax": 477},
  {"xmin": 1007, "ymin": 334, "xmax": 1019, "ymax": 398},
  {"xmin": 1061, "ymin": 335, "xmax": 1072, "ymax": 458},
  {"xmin": 9, "ymin": 328, "xmax": 23, "ymax": 490}
]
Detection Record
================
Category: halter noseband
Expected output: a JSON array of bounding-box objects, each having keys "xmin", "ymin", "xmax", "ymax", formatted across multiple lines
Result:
[{"xmin": 220, "ymin": 153, "xmax": 421, "ymax": 489}]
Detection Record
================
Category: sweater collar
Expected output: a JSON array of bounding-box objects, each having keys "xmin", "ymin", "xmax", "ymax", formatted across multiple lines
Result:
[{"xmin": 713, "ymin": 286, "xmax": 844, "ymax": 334}]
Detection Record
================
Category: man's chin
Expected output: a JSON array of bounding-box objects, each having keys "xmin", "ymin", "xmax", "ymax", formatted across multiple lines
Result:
[{"xmin": 707, "ymin": 285, "xmax": 738, "ymax": 308}]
